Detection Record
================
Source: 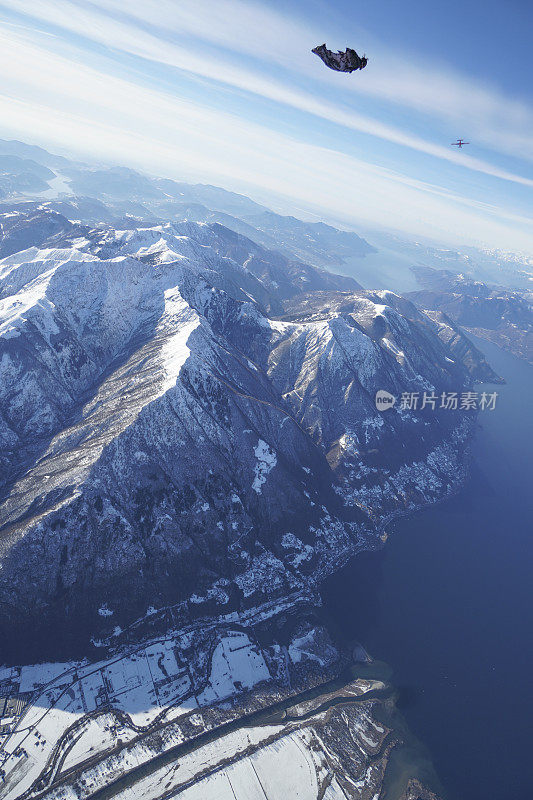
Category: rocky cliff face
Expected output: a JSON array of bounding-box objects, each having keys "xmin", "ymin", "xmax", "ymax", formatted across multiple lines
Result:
[
  {"xmin": 0, "ymin": 206, "xmax": 496, "ymax": 636},
  {"xmin": 408, "ymin": 266, "xmax": 533, "ymax": 364}
]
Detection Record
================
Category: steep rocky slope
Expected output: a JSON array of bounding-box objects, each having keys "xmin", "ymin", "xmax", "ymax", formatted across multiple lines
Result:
[
  {"xmin": 408, "ymin": 266, "xmax": 533, "ymax": 364},
  {"xmin": 0, "ymin": 207, "xmax": 498, "ymax": 639},
  {"xmin": 0, "ymin": 137, "xmax": 376, "ymax": 273}
]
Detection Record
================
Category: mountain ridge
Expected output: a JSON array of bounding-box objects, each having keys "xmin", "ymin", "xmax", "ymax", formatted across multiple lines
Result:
[{"xmin": 0, "ymin": 206, "xmax": 497, "ymax": 641}]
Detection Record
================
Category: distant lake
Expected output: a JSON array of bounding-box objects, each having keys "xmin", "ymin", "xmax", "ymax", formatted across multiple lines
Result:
[{"xmin": 322, "ymin": 337, "xmax": 533, "ymax": 800}]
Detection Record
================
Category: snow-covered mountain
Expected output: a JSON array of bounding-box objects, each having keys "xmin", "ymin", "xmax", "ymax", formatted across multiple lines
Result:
[
  {"xmin": 0, "ymin": 141, "xmax": 507, "ymax": 800},
  {"xmin": 0, "ymin": 203, "xmax": 499, "ymax": 640},
  {"xmin": 408, "ymin": 266, "xmax": 533, "ymax": 364},
  {"xmin": 0, "ymin": 138, "xmax": 375, "ymax": 273}
]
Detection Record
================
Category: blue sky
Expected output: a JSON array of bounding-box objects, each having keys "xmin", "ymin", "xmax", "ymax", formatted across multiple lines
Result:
[{"xmin": 0, "ymin": 0, "xmax": 531, "ymax": 253}]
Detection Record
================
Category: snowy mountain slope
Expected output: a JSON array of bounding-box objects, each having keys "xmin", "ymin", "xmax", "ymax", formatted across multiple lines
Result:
[
  {"xmin": 0, "ymin": 214, "xmax": 345, "ymax": 484},
  {"xmin": 239, "ymin": 209, "xmax": 376, "ymax": 266},
  {"xmin": 0, "ymin": 208, "xmax": 79, "ymax": 258},
  {"xmin": 0, "ymin": 206, "xmax": 496, "ymax": 637},
  {"xmin": 408, "ymin": 266, "xmax": 533, "ymax": 364},
  {"xmin": 0, "ymin": 138, "xmax": 374, "ymax": 273}
]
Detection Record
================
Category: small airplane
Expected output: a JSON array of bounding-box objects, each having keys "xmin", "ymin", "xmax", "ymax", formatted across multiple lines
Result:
[{"xmin": 451, "ymin": 139, "xmax": 470, "ymax": 148}]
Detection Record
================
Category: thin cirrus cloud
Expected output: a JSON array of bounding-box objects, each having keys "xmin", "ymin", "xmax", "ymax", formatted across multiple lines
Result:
[{"xmin": 0, "ymin": 0, "xmax": 531, "ymax": 253}]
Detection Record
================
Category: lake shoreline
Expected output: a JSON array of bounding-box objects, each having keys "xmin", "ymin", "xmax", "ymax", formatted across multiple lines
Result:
[{"xmin": 321, "ymin": 337, "xmax": 533, "ymax": 800}]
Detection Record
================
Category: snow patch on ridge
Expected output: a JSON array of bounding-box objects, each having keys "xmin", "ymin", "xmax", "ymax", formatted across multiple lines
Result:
[
  {"xmin": 160, "ymin": 287, "xmax": 201, "ymax": 391},
  {"xmin": 252, "ymin": 439, "xmax": 277, "ymax": 494}
]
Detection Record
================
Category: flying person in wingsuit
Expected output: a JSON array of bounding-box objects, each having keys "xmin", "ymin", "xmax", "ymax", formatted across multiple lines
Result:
[
  {"xmin": 312, "ymin": 43, "xmax": 368, "ymax": 73},
  {"xmin": 313, "ymin": 44, "xmax": 473, "ymax": 153}
]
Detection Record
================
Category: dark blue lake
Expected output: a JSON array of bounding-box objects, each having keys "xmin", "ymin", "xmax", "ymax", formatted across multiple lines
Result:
[{"xmin": 322, "ymin": 337, "xmax": 533, "ymax": 800}]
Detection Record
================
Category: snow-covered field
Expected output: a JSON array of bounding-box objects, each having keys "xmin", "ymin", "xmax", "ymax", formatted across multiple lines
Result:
[
  {"xmin": 113, "ymin": 727, "xmax": 347, "ymax": 800},
  {"xmin": 0, "ymin": 630, "xmax": 271, "ymax": 799}
]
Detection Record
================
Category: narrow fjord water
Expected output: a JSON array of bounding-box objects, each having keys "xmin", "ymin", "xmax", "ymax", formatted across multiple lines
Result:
[{"xmin": 322, "ymin": 338, "xmax": 533, "ymax": 800}]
